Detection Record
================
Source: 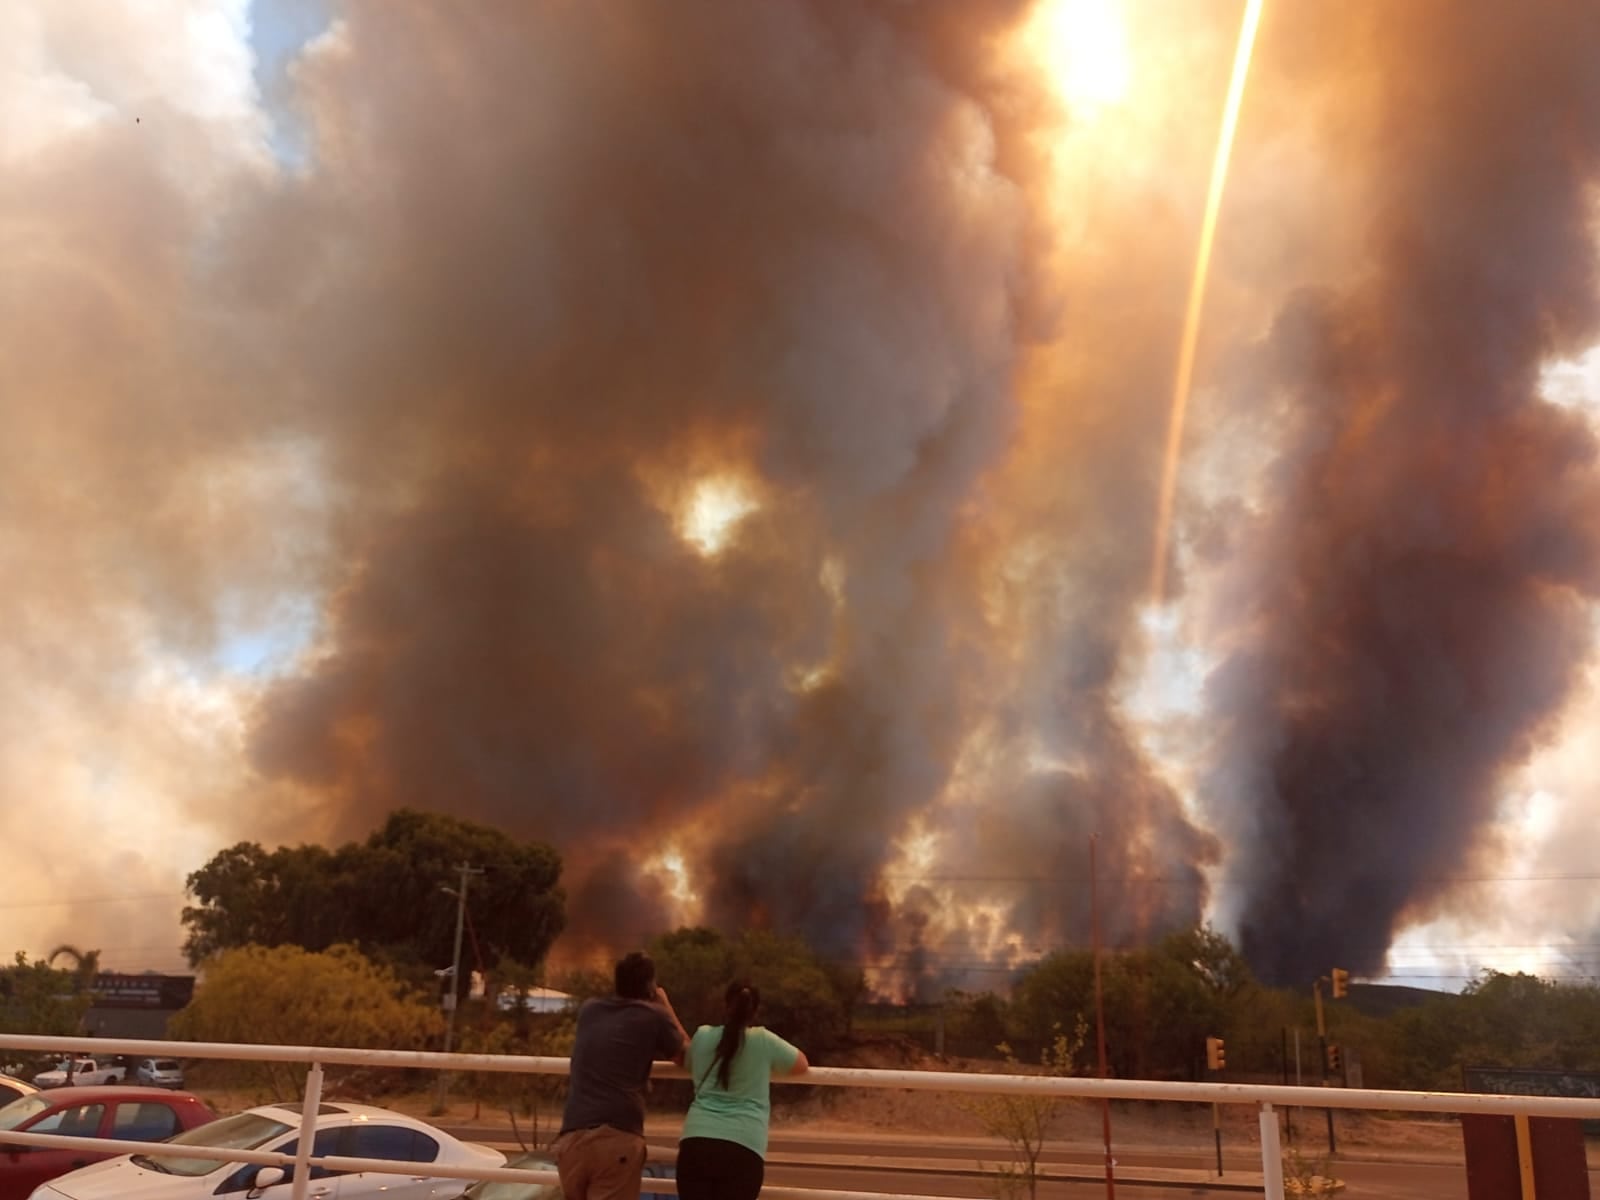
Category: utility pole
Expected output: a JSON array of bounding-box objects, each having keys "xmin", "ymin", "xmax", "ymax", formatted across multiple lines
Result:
[
  {"xmin": 1205, "ymin": 1036, "xmax": 1227, "ymax": 1176},
  {"xmin": 433, "ymin": 863, "xmax": 484, "ymax": 1115},
  {"xmin": 1090, "ymin": 835, "xmax": 1116, "ymax": 1200},
  {"xmin": 1313, "ymin": 977, "xmax": 1335, "ymax": 1154},
  {"xmin": 1281, "ymin": 1026, "xmax": 1294, "ymax": 1145}
]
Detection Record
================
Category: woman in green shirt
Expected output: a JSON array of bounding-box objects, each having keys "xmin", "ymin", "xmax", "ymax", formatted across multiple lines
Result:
[{"xmin": 678, "ymin": 981, "xmax": 809, "ymax": 1200}]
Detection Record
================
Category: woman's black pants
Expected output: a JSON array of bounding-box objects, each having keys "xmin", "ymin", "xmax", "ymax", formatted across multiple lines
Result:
[{"xmin": 676, "ymin": 1136, "xmax": 765, "ymax": 1200}]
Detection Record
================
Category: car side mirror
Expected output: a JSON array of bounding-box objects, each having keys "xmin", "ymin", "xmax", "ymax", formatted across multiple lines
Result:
[{"xmin": 248, "ymin": 1165, "xmax": 287, "ymax": 1195}]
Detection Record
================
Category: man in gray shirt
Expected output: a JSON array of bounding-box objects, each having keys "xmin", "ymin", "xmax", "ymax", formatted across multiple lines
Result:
[{"xmin": 555, "ymin": 952, "xmax": 688, "ymax": 1200}]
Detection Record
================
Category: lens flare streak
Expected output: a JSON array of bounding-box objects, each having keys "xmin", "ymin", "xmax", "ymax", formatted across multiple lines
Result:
[{"xmin": 1149, "ymin": 0, "xmax": 1266, "ymax": 605}]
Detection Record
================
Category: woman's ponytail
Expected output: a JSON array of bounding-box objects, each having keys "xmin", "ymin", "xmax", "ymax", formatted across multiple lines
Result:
[{"xmin": 709, "ymin": 980, "xmax": 760, "ymax": 1090}]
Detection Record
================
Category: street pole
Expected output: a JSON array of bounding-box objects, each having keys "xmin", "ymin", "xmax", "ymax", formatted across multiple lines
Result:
[
  {"xmin": 433, "ymin": 863, "xmax": 483, "ymax": 1115},
  {"xmin": 1090, "ymin": 835, "xmax": 1116, "ymax": 1200},
  {"xmin": 1281, "ymin": 1026, "xmax": 1294, "ymax": 1145},
  {"xmin": 1313, "ymin": 978, "xmax": 1335, "ymax": 1155},
  {"xmin": 1213, "ymin": 1099, "xmax": 1223, "ymax": 1177}
]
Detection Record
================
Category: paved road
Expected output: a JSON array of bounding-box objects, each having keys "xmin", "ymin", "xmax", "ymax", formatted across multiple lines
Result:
[
  {"xmin": 440, "ymin": 1121, "xmax": 1600, "ymax": 1197},
  {"xmin": 770, "ymin": 1155, "xmax": 1600, "ymax": 1199},
  {"xmin": 763, "ymin": 1162, "xmax": 1235, "ymax": 1198},
  {"xmin": 758, "ymin": 1147, "xmax": 1501, "ymax": 1199}
]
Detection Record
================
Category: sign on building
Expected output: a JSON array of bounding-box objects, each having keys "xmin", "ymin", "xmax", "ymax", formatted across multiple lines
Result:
[{"xmin": 88, "ymin": 974, "xmax": 196, "ymax": 1011}]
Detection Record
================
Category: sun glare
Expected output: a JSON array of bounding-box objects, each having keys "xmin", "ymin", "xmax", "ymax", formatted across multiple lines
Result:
[
  {"xmin": 788, "ymin": 663, "xmax": 832, "ymax": 693},
  {"xmin": 680, "ymin": 476, "xmax": 757, "ymax": 557},
  {"xmin": 1023, "ymin": 0, "xmax": 1131, "ymax": 117}
]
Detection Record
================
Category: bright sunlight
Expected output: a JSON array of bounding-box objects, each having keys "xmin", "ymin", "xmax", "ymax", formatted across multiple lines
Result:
[{"xmin": 1021, "ymin": 0, "xmax": 1131, "ymax": 117}]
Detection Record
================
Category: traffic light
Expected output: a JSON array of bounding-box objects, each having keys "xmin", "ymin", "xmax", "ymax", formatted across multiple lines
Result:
[
  {"xmin": 1326, "ymin": 1043, "xmax": 1342, "ymax": 1072},
  {"xmin": 1330, "ymin": 968, "xmax": 1350, "ymax": 999},
  {"xmin": 1206, "ymin": 1036, "xmax": 1226, "ymax": 1071}
]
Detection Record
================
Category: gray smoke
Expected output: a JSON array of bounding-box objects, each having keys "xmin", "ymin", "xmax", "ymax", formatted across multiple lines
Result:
[
  {"xmin": 12, "ymin": 0, "xmax": 1599, "ymax": 989},
  {"xmin": 1201, "ymin": 0, "xmax": 1600, "ymax": 983}
]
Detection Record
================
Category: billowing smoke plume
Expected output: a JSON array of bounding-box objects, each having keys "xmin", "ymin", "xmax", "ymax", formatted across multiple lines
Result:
[
  {"xmin": 7, "ymin": 0, "xmax": 1600, "ymax": 988},
  {"xmin": 239, "ymin": 0, "xmax": 1214, "ymax": 969},
  {"xmin": 1203, "ymin": 1, "xmax": 1600, "ymax": 983}
]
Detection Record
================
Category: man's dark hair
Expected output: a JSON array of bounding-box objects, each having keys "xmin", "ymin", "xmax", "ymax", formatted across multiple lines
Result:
[{"xmin": 614, "ymin": 951, "xmax": 656, "ymax": 1000}]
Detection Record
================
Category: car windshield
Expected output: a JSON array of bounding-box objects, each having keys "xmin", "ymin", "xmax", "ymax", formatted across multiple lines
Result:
[
  {"xmin": 135, "ymin": 1113, "xmax": 293, "ymax": 1177},
  {"xmin": 467, "ymin": 1154, "xmax": 559, "ymax": 1200},
  {"xmin": 153, "ymin": 1061, "xmax": 180, "ymax": 1071},
  {"xmin": 0, "ymin": 1096, "xmax": 51, "ymax": 1131}
]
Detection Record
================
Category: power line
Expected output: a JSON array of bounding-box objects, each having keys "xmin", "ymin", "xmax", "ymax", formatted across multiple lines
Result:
[
  {"xmin": 0, "ymin": 893, "xmax": 184, "ymax": 911},
  {"xmin": 879, "ymin": 872, "xmax": 1600, "ymax": 884}
]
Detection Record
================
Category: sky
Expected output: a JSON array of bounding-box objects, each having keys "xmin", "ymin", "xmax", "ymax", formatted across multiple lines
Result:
[{"xmin": 4, "ymin": 0, "xmax": 1600, "ymax": 994}]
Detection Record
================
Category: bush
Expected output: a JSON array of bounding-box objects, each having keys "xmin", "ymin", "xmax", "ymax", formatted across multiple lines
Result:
[{"xmin": 170, "ymin": 943, "xmax": 442, "ymax": 1098}]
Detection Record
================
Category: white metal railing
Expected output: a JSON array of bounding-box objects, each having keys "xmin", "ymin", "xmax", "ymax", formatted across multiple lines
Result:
[{"xmin": 5, "ymin": 1032, "xmax": 1600, "ymax": 1200}]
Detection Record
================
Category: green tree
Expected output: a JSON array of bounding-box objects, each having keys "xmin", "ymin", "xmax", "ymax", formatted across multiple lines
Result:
[
  {"xmin": 1011, "ymin": 950, "xmax": 1093, "ymax": 1043},
  {"xmin": 947, "ymin": 990, "xmax": 1010, "ymax": 1055},
  {"xmin": 182, "ymin": 809, "xmax": 565, "ymax": 977},
  {"xmin": 46, "ymin": 946, "xmax": 102, "ymax": 991},
  {"xmin": 645, "ymin": 927, "xmax": 857, "ymax": 1052},
  {"xmin": 1010, "ymin": 925, "xmax": 1253, "ymax": 1078},
  {"xmin": 733, "ymin": 930, "xmax": 854, "ymax": 1051},
  {"xmin": 169, "ymin": 943, "xmax": 443, "ymax": 1097},
  {"xmin": 458, "ymin": 1014, "xmax": 576, "ymax": 1143},
  {"xmin": 647, "ymin": 927, "xmax": 735, "ymax": 1028},
  {"xmin": 1372, "ymin": 970, "xmax": 1600, "ymax": 1090},
  {"xmin": 0, "ymin": 953, "xmax": 92, "ymax": 1037},
  {"xmin": 1155, "ymin": 925, "xmax": 1254, "ymax": 999}
]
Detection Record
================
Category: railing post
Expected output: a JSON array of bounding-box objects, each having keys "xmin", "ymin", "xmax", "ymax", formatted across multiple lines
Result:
[
  {"xmin": 291, "ymin": 1061, "xmax": 325, "ymax": 1200},
  {"xmin": 1259, "ymin": 1102, "xmax": 1285, "ymax": 1200}
]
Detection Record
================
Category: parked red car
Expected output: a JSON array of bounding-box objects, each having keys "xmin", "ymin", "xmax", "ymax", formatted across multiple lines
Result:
[{"xmin": 0, "ymin": 1086, "xmax": 215, "ymax": 1200}]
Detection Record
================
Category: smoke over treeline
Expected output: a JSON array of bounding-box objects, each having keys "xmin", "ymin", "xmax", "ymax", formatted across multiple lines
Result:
[
  {"xmin": 4, "ymin": 1, "xmax": 1600, "ymax": 987},
  {"xmin": 1203, "ymin": 0, "xmax": 1600, "ymax": 983}
]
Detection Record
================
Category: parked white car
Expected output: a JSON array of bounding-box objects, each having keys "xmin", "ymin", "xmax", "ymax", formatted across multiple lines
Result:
[
  {"xmin": 31, "ymin": 1059, "xmax": 123, "ymax": 1088},
  {"xmin": 28, "ymin": 1101, "xmax": 505, "ymax": 1200},
  {"xmin": 132, "ymin": 1059, "xmax": 185, "ymax": 1089}
]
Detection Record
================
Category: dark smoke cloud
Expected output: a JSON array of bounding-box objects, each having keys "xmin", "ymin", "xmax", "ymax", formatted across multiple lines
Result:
[
  {"xmin": 235, "ymin": 0, "xmax": 1219, "ymax": 966},
  {"xmin": 13, "ymin": 0, "xmax": 1600, "ymax": 988},
  {"xmin": 1202, "ymin": 1, "xmax": 1600, "ymax": 983}
]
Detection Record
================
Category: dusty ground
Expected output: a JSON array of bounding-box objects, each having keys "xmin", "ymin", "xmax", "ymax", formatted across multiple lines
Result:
[{"xmin": 774, "ymin": 1040, "xmax": 1467, "ymax": 1157}]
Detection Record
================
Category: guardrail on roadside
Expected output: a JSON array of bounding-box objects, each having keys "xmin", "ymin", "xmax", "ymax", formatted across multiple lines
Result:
[{"xmin": 5, "ymin": 1032, "xmax": 1600, "ymax": 1200}]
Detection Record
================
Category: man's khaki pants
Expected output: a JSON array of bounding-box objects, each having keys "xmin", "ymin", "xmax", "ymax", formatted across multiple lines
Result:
[{"xmin": 553, "ymin": 1124, "xmax": 648, "ymax": 1200}]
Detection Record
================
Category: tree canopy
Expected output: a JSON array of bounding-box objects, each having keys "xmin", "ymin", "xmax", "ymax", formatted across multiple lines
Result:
[
  {"xmin": 169, "ymin": 943, "xmax": 443, "ymax": 1096},
  {"xmin": 619, "ymin": 926, "xmax": 863, "ymax": 1053},
  {"xmin": 181, "ymin": 809, "xmax": 565, "ymax": 974},
  {"xmin": 0, "ymin": 952, "xmax": 93, "ymax": 1037},
  {"xmin": 1009, "ymin": 925, "xmax": 1254, "ymax": 1079},
  {"xmin": 995, "ymin": 936, "xmax": 1600, "ymax": 1091}
]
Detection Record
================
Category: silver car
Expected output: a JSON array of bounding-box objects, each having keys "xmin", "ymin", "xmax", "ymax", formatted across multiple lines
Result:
[{"xmin": 133, "ymin": 1058, "xmax": 184, "ymax": 1089}]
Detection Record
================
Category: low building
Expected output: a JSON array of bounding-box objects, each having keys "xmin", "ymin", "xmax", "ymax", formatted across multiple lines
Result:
[
  {"xmin": 82, "ymin": 974, "xmax": 195, "ymax": 1040},
  {"xmin": 496, "ymin": 986, "xmax": 574, "ymax": 1014}
]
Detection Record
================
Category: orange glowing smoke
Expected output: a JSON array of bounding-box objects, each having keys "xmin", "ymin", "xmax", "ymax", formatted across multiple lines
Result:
[{"xmin": 1149, "ymin": 0, "xmax": 1265, "ymax": 606}]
